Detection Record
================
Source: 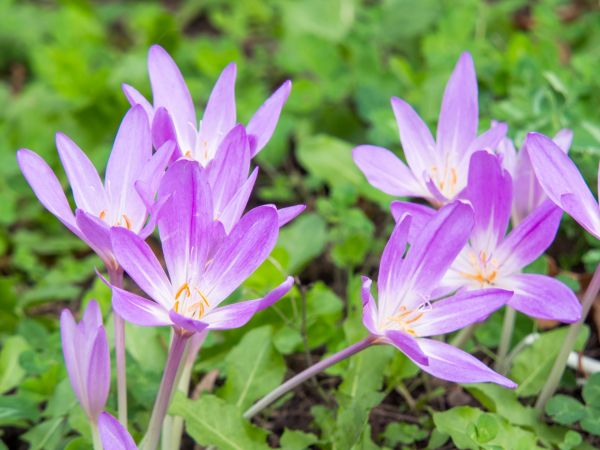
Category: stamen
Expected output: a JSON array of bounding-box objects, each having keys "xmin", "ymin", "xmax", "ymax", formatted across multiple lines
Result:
[
  {"xmin": 175, "ymin": 283, "xmax": 190, "ymax": 300},
  {"xmin": 99, "ymin": 210, "xmax": 107, "ymax": 221},
  {"xmin": 122, "ymin": 214, "xmax": 132, "ymax": 230}
]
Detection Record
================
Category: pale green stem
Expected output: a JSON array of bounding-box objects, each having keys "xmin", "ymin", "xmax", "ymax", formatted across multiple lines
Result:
[
  {"xmin": 91, "ymin": 420, "xmax": 102, "ymax": 450},
  {"xmin": 495, "ymin": 306, "xmax": 516, "ymax": 374},
  {"xmin": 108, "ymin": 266, "xmax": 128, "ymax": 427},
  {"xmin": 244, "ymin": 336, "xmax": 376, "ymax": 420},
  {"xmin": 141, "ymin": 331, "xmax": 190, "ymax": 450},
  {"xmin": 450, "ymin": 323, "xmax": 477, "ymax": 348},
  {"xmin": 535, "ymin": 263, "xmax": 600, "ymax": 412}
]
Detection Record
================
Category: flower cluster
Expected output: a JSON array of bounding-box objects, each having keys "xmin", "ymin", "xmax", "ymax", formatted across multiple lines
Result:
[{"xmin": 18, "ymin": 48, "xmax": 593, "ymax": 448}]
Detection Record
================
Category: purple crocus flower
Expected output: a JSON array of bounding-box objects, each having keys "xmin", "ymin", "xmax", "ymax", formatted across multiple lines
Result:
[
  {"xmin": 497, "ymin": 129, "xmax": 573, "ymax": 225},
  {"xmin": 353, "ymin": 52, "xmax": 507, "ymax": 205},
  {"xmin": 361, "ymin": 201, "xmax": 515, "ymax": 386},
  {"xmin": 17, "ymin": 106, "xmax": 173, "ymax": 270},
  {"xmin": 392, "ymin": 151, "xmax": 581, "ymax": 323},
  {"xmin": 123, "ymin": 44, "xmax": 291, "ymax": 164},
  {"xmin": 60, "ymin": 300, "xmax": 110, "ymax": 423},
  {"xmin": 99, "ymin": 412, "xmax": 137, "ymax": 450},
  {"xmin": 108, "ymin": 160, "xmax": 293, "ymax": 335},
  {"xmin": 527, "ymin": 132, "xmax": 600, "ymax": 240}
]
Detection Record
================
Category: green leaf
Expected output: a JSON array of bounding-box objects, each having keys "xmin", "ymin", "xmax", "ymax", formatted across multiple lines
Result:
[
  {"xmin": 0, "ymin": 335, "xmax": 30, "ymax": 393},
  {"xmin": 21, "ymin": 417, "xmax": 67, "ymax": 450},
  {"xmin": 279, "ymin": 429, "xmax": 319, "ymax": 450},
  {"xmin": 582, "ymin": 373, "xmax": 600, "ymax": 407},
  {"xmin": 169, "ymin": 393, "xmax": 269, "ymax": 450},
  {"xmin": 0, "ymin": 394, "xmax": 41, "ymax": 426},
  {"xmin": 220, "ymin": 326, "xmax": 285, "ymax": 410},
  {"xmin": 278, "ymin": 213, "xmax": 328, "ymax": 273},
  {"xmin": 545, "ymin": 395, "xmax": 586, "ymax": 425},
  {"xmin": 580, "ymin": 407, "xmax": 600, "ymax": 436},
  {"xmin": 381, "ymin": 422, "xmax": 427, "ymax": 446}
]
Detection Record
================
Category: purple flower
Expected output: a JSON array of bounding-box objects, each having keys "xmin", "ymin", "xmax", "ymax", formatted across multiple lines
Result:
[
  {"xmin": 392, "ymin": 151, "xmax": 581, "ymax": 323},
  {"xmin": 123, "ymin": 45, "xmax": 291, "ymax": 164},
  {"xmin": 60, "ymin": 300, "xmax": 110, "ymax": 422},
  {"xmin": 108, "ymin": 160, "xmax": 293, "ymax": 335},
  {"xmin": 361, "ymin": 201, "xmax": 515, "ymax": 387},
  {"xmin": 17, "ymin": 106, "xmax": 173, "ymax": 270},
  {"xmin": 353, "ymin": 52, "xmax": 507, "ymax": 205},
  {"xmin": 99, "ymin": 412, "xmax": 137, "ymax": 450},
  {"xmin": 526, "ymin": 132, "xmax": 600, "ymax": 240},
  {"xmin": 497, "ymin": 129, "xmax": 573, "ymax": 225}
]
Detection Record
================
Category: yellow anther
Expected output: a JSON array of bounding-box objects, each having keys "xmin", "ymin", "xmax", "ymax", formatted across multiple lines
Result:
[
  {"xmin": 175, "ymin": 283, "xmax": 191, "ymax": 300},
  {"xmin": 122, "ymin": 214, "xmax": 132, "ymax": 230},
  {"xmin": 99, "ymin": 210, "xmax": 107, "ymax": 221}
]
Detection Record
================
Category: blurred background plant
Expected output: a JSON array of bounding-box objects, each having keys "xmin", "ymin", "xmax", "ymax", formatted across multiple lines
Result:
[{"xmin": 1, "ymin": 0, "xmax": 600, "ymax": 448}]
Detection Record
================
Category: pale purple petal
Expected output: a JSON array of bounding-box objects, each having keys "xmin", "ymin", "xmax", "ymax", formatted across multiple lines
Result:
[
  {"xmin": 277, "ymin": 205, "xmax": 305, "ymax": 228},
  {"xmin": 157, "ymin": 160, "xmax": 213, "ymax": 288},
  {"xmin": 414, "ymin": 338, "xmax": 516, "ymax": 387},
  {"xmin": 436, "ymin": 52, "xmax": 478, "ymax": 160},
  {"xmin": 463, "ymin": 151, "xmax": 512, "ymax": 250},
  {"xmin": 75, "ymin": 210, "xmax": 114, "ymax": 266},
  {"xmin": 390, "ymin": 96, "xmax": 436, "ymax": 179},
  {"xmin": 360, "ymin": 276, "xmax": 378, "ymax": 335},
  {"xmin": 148, "ymin": 45, "xmax": 196, "ymax": 151},
  {"xmin": 201, "ymin": 205, "xmax": 279, "ymax": 305},
  {"xmin": 526, "ymin": 132, "xmax": 600, "ymax": 239},
  {"xmin": 217, "ymin": 167, "xmax": 258, "ymax": 234},
  {"xmin": 378, "ymin": 214, "xmax": 411, "ymax": 302},
  {"xmin": 385, "ymin": 330, "xmax": 429, "ymax": 365},
  {"xmin": 16, "ymin": 149, "xmax": 78, "ymax": 234},
  {"xmin": 198, "ymin": 63, "xmax": 237, "ymax": 159},
  {"xmin": 111, "ymin": 286, "xmax": 172, "ymax": 326},
  {"xmin": 506, "ymin": 274, "xmax": 581, "ymax": 323},
  {"xmin": 99, "ymin": 412, "xmax": 138, "ymax": 450},
  {"xmin": 202, "ymin": 277, "xmax": 293, "ymax": 330},
  {"xmin": 152, "ymin": 107, "xmax": 179, "ymax": 156},
  {"xmin": 247, "ymin": 80, "xmax": 291, "ymax": 156},
  {"xmin": 496, "ymin": 200, "xmax": 562, "ymax": 273},
  {"xmin": 134, "ymin": 140, "xmax": 176, "ymax": 211},
  {"xmin": 465, "ymin": 122, "xmax": 507, "ymax": 155},
  {"xmin": 122, "ymin": 83, "xmax": 154, "ymax": 122},
  {"xmin": 55, "ymin": 132, "xmax": 108, "ymax": 215},
  {"xmin": 496, "ymin": 135, "xmax": 517, "ymax": 176},
  {"xmin": 512, "ymin": 145, "xmax": 544, "ymax": 226},
  {"xmin": 85, "ymin": 327, "xmax": 110, "ymax": 420},
  {"xmin": 390, "ymin": 201, "xmax": 435, "ymax": 243},
  {"xmin": 105, "ymin": 105, "xmax": 152, "ymax": 231},
  {"xmin": 395, "ymin": 201, "xmax": 474, "ymax": 310},
  {"xmin": 60, "ymin": 310, "xmax": 86, "ymax": 412},
  {"xmin": 553, "ymin": 128, "xmax": 573, "ymax": 152},
  {"xmin": 110, "ymin": 227, "xmax": 173, "ymax": 306},
  {"xmin": 352, "ymin": 145, "xmax": 424, "ymax": 197},
  {"xmin": 411, "ymin": 289, "xmax": 511, "ymax": 336},
  {"xmin": 169, "ymin": 310, "xmax": 209, "ymax": 334}
]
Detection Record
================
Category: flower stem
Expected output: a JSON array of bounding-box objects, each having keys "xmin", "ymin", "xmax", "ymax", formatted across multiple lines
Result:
[
  {"xmin": 535, "ymin": 263, "xmax": 600, "ymax": 412},
  {"xmin": 450, "ymin": 323, "xmax": 477, "ymax": 348},
  {"xmin": 495, "ymin": 306, "xmax": 516, "ymax": 374},
  {"xmin": 243, "ymin": 336, "xmax": 376, "ymax": 420},
  {"xmin": 109, "ymin": 267, "xmax": 128, "ymax": 427},
  {"xmin": 91, "ymin": 420, "xmax": 102, "ymax": 450},
  {"xmin": 141, "ymin": 331, "xmax": 190, "ymax": 450}
]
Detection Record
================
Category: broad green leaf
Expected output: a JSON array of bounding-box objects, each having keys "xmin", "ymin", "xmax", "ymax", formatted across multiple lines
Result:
[
  {"xmin": 545, "ymin": 395, "xmax": 586, "ymax": 425},
  {"xmin": 278, "ymin": 213, "xmax": 328, "ymax": 273},
  {"xmin": 220, "ymin": 326, "xmax": 285, "ymax": 410},
  {"xmin": 280, "ymin": 429, "xmax": 319, "ymax": 450},
  {"xmin": 382, "ymin": 422, "xmax": 427, "ymax": 446},
  {"xmin": 583, "ymin": 373, "xmax": 600, "ymax": 407},
  {"xmin": 0, "ymin": 335, "xmax": 30, "ymax": 393},
  {"xmin": 0, "ymin": 394, "xmax": 41, "ymax": 426}
]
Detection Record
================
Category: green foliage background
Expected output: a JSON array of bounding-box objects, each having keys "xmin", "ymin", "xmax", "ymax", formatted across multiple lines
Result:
[{"xmin": 1, "ymin": 0, "xmax": 600, "ymax": 448}]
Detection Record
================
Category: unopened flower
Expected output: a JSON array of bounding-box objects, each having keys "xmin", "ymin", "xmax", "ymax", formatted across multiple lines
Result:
[
  {"xmin": 361, "ymin": 202, "xmax": 515, "ymax": 386},
  {"xmin": 353, "ymin": 52, "xmax": 506, "ymax": 205},
  {"xmin": 527, "ymin": 132, "xmax": 600, "ymax": 240},
  {"xmin": 108, "ymin": 160, "xmax": 293, "ymax": 335},
  {"xmin": 99, "ymin": 412, "xmax": 137, "ymax": 450},
  {"xmin": 17, "ymin": 106, "xmax": 173, "ymax": 270},
  {"xmin": 123, "ymin": 45, "xmax": 291, "ymax": 164},
  {"xmin": 392, "ymin": 151, "xmax": 581, "ymax": 323},
  {"xmin": 60, "ymin": 300, "xmax": 110, "ymax": 422}
]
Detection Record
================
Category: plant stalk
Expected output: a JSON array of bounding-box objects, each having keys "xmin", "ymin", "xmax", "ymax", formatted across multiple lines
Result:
[
  {"xmin": 243, "ymin": 336, "xmax": 376, "ymax": 420},
  {"xmin": 496, "ymin": 306, "xmax": 516, "ymax": 374},
  {"xmin": 535, "ymin": 263, "xmax": 600, "ymax": 412},
  {"xmin": 109, "ymin": 266, "xmax": 128, "ymax": 427},
  {"xmin": 142, "ymin": 331, "xmax": 190, "ymax": 450},
  {"xmin": 91, "ymin": 420, "xmax": 102, "ymax": 450}
]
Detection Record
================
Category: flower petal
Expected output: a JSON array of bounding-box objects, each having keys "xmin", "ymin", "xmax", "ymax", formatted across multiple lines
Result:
[
  {"xmin": 99, "ymin": 412, "xmax": 138, "ymax": 450},
  {"xmin": 85, "ymin": 327, "xmax": 110, "ymax": 420},
  {"xmin": 169, "ymin": 310, "xmax": 209, "ymax": 334},
  {"xmin": 55, "ymin": 132, "xmax": 108, "ymax": 214},
  {"xmin": 198, "ymin": 63, "xmax": 237, "ymax": 160},
  {"xmin": 385, "ymin": 330, "xmax": 429, "ymax": 366},
  {"xmin": 148, "ymin": 45, "xmax": 196, "ymax": 151},
  {"xmin": 111, "ymin": 286, "xmax": 172, "ymax": 326},
  {"xmin": 526, "ymin": 132, "xmax": 600, "ymax": 239},
  {"xmin": 553, "ymin": 128, "xmax": 573, "ymax": 152},
  {"xmin": 465, "ymin": 122, "xmax": 507, "ymax": 155},
  {"xmin": 277, "ymin": 205, "xmax": 305, "ymax": 228},
  {"xmin": 412, "ymin": 288, "xmax": 512, "ymax": 336},
  {"xmin": 203, "ymin": 277, "xmax": 293, "ymax": 330},
  {"xmin": 218, "ymin": 167, "xmax": 258, "ymax": 234},
  {"xmin": 360, "ymin": 276, "xmax": 378, "ymax": 335},
  {"xmin": 60, "ymin": 309, "xmax": 86, "ymax": 412},
  {"xmin": 122, "ymin": 83, "xmax": 154, "ymax": 122},
  {"xmin": 496, "ymin": 200, "xmax": 562, "ymax": 273},
  {"xmin": 75, "ymin": 210, "xmax": 114, "ymax": 267},
  {"xmin": 390, "ymin": 201, "xmax": 435, "ymax": 243},
  {"xmin": 110, "ymin": 227, "xmax": 172, "ymax": 307},
  {"xmin": 151, "ymin": 107, "xmax": 180, "ymax": 156},
  {"xmin": 436, "ymin": 52, "xmax": 478, "ymax": 161},
  {"xmin": 377, "ymin": 214, "xmax": 411, "ymax": 308},
  {"xmin": 202, "ymin": 205, "xmax": 279, "ymax": 305},
  {"xmin": 247, "ymin": 80, "xmax": 291, "ymax": 156},
  {"xmin": 390, "ymin": 97, "xmax": 437, "ymax": 181},
  {"xmin": 352, "ymin": 145, "xmax": 424, "ymax": 197},
  {"xmin": 506, "ymin": 274, "xmax": 581, "ymax": 323},
  {"xmin": 414, "ymin": 338, "xmax": 516, "ymax": 387},
  {"xmin": 135, "ymin": 140, "xmax": 176, "ymax": 212},
  {"xmin": 16, "ymin": 149, "xmax": 78, "ymax": 234}
]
